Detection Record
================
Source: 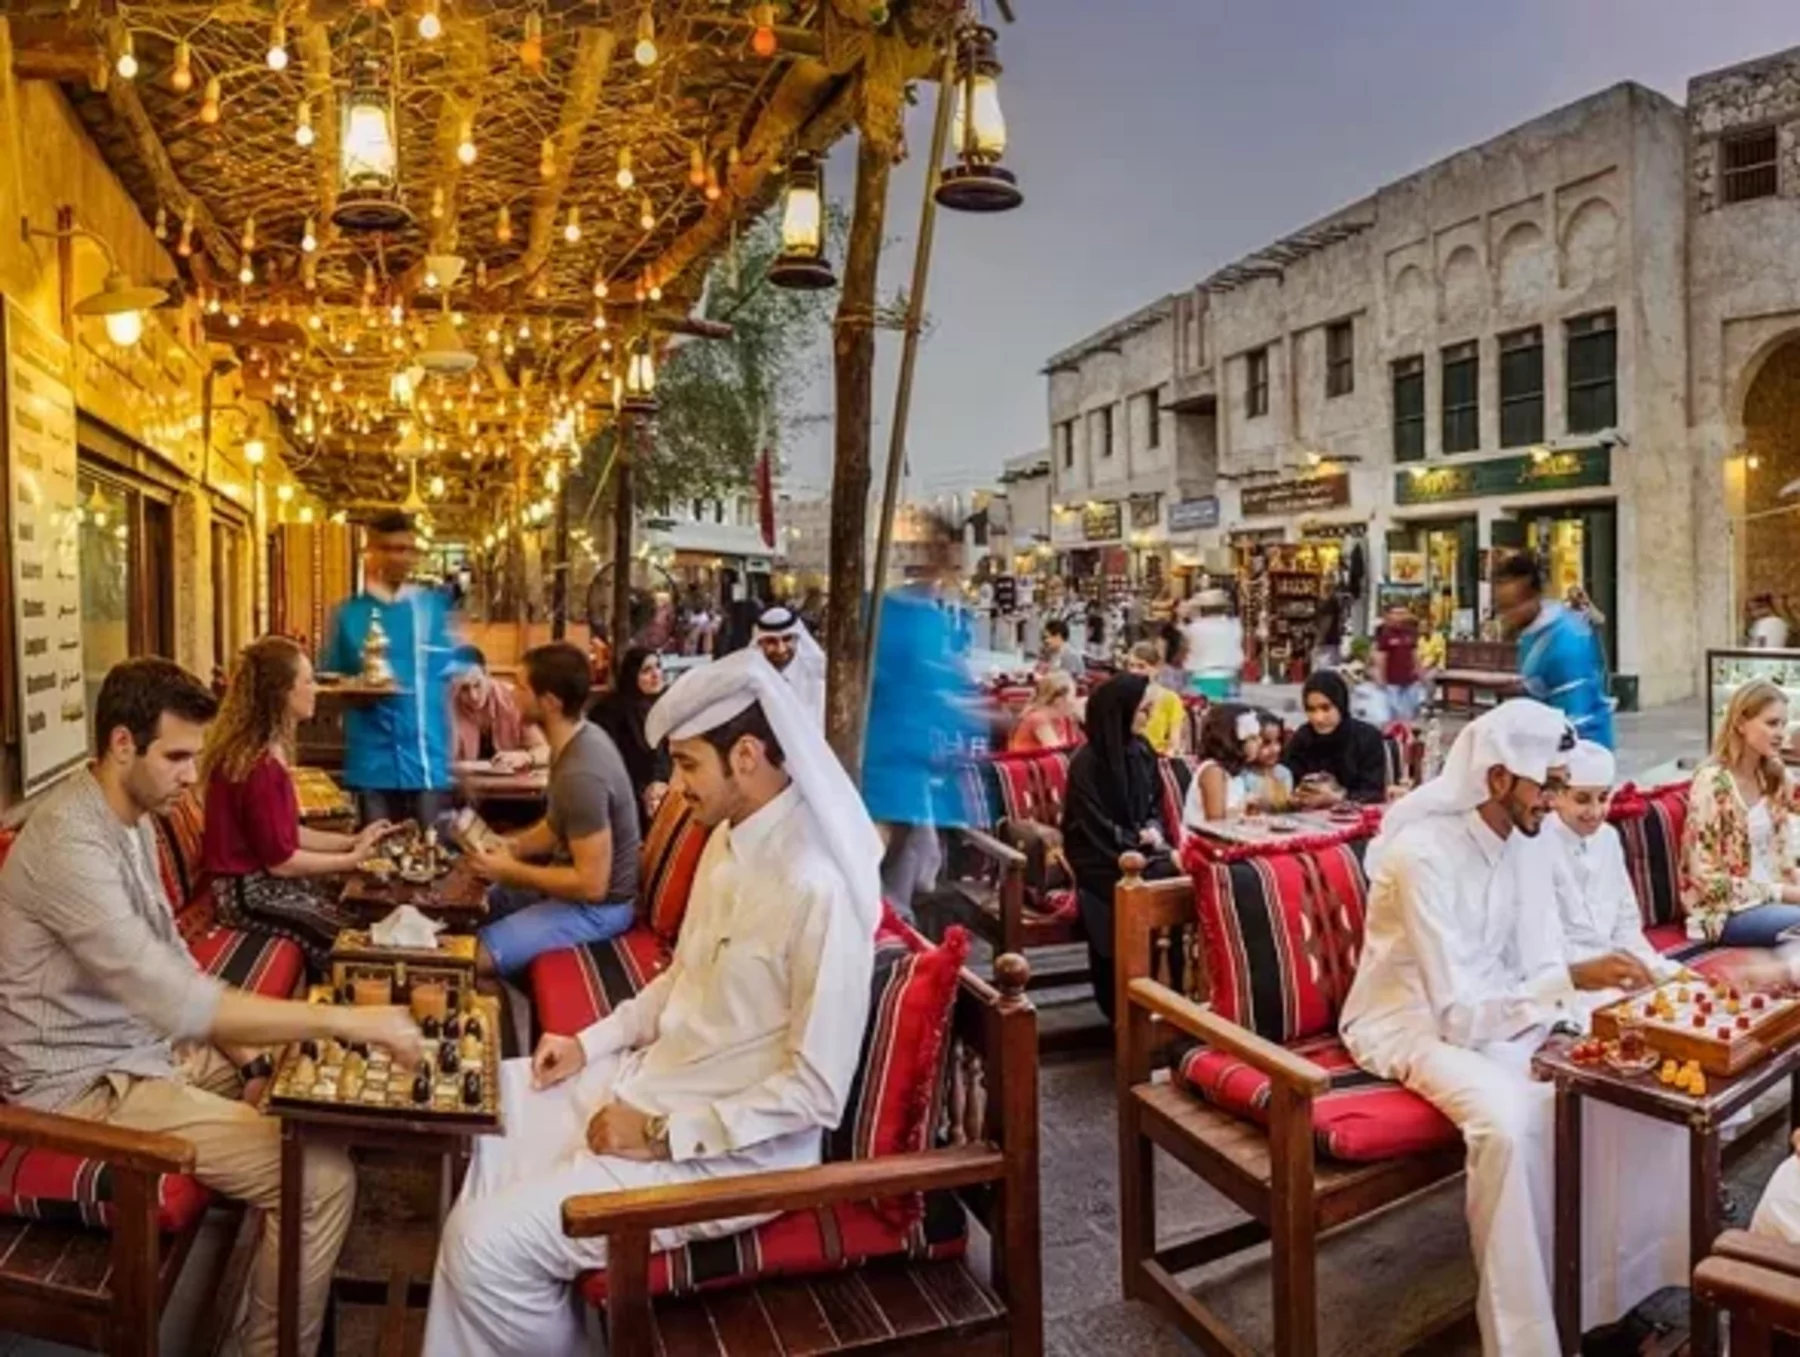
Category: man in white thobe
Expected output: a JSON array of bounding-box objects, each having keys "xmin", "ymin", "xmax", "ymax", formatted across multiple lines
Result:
[
  {"xmin": 754, "ymin": 604, "xmax": 828, "ymax": 727},
  {"xmin": 422, "ymin": 649, "xmax": 882, "ymax": 1356},
  {"xmin": 1341, "ymin": 701, "xmax": 1676, "ymax": 1355}
]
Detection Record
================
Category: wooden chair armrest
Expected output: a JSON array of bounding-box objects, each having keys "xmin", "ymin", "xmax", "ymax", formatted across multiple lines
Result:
[
  {"xmin": 1126, "ymin": 978, "xmax": 1331, "ymax": 1096},
  {"xmin": 562, "ymin": 1144, "xmax": 1005, "ymax": 1239},
  {"xmin": 1695, "ymin": 1254, "xmax": 1800, "ymax": 1331},
  {"xmin": 0, "ymin": 1104, "xmax": 196, "ymax": 1175},
  {"xmin": 954, "ymin": 827, "xmax": 1027, "ymax": 869},
  {"xmin": 1714, "ymin": 1228, "xmax": 1800, "ymax": 1280}
]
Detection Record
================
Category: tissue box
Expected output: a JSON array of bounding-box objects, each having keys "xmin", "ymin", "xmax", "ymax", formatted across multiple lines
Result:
[{"xmin": 329, "ymin": 928, "xmax": 478, "ymax": 1001}]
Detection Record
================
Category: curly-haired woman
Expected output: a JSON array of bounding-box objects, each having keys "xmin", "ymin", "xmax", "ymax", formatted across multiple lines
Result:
[{"xmin": 201, "ymin": 636, "xmax": 393, "ymax": 969}]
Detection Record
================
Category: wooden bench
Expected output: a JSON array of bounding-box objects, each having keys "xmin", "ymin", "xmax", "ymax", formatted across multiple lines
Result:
[
  {"xmin": 1694, "ymin": 1228, "xmax": 1800, "ymax": 1357},
  {"xmin": 562, "ymin": 956, "xmax": 1044, "ymax": 1357}
]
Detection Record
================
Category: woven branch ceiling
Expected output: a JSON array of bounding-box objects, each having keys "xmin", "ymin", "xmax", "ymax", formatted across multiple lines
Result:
[{"xmin": 12, "ymin": 0, "xmax": 955, "ymax": 530}]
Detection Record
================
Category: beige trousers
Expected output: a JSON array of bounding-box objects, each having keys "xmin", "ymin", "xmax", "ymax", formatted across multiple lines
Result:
[{"xmin": 65, "ymin": 1046, "xmax": 356, "ymax": 1357}]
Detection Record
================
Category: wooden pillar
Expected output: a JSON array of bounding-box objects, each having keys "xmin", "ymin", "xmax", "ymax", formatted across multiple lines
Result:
[
  {"xmin": 824, "ymin": 49, "xmax": 907, "ymax": 778},
  {"xmin": 611, "ymin": 422, "xmax": 636, "ymax": 662},
  {"xmin": 551, "ymin": 470, "xmax": 570, "ymax": 641}
]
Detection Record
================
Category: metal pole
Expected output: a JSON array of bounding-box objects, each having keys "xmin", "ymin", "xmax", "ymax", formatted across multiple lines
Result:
[
  {"xmin": 860, "ymin": 46, "xmax": 957, "ymax": 725},
  {"xmin": 550, "ymin": 467, "xmax": 570, "ymax": 640}
]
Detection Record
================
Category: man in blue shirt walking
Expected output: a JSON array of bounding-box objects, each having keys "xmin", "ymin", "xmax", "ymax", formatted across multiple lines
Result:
[
  {"xmin": 322, "ymin": 511, "xmax": 458, "ymax": 823},
  {"xmin": 1493, "ymin": 552, "xmax": 1615, "ymax": 749}
]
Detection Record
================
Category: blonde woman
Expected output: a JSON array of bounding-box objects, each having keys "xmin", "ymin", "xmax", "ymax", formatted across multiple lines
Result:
[
  {"xmin": 1008, "ymin": 670, "xmax": 1080, "ymax": 752},
  {"xmin": 1681, "ymin": 677, "xmax": 1800, "ymax": 944},
  {"xmin": 202, "ymin": 636, "xmax": 393, "ymax": 969}
]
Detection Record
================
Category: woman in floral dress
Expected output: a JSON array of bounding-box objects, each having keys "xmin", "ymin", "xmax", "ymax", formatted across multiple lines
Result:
[{"xmin": 1681, "ymin": 677, "xmax": 1800, "ymax": 944}]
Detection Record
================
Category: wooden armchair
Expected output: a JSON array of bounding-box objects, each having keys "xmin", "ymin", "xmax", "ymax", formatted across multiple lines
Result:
[
  {"xmin": 1113, "ymin": 856, "xmax": 1467, "ymax": 1357},
  {"xmin": 1695, "ymin": 1229, "xmax": 1800, "ymax": 1356},
  {"xmin": 0, "ymin": 1104, "xmax": 249, "ymax": 1357},
  {"xmin": 563, "ymin": 957, "xmax": 1043, "ymax": 1357}
]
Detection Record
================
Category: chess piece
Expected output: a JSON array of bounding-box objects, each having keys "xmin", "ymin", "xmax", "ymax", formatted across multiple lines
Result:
[
  {"xmin": 438, "ymin": 1039, "xmax": 460, "ymax": 1075},
  {"xmin": 461, "ymin": 1070, "xmax": 482, "ymax": 1107},
  {"xmin": 421, "ymin": 1015, "xmax": 441, "ymax": 1040},
  {"xmin": 300, "ymin": 1039, "xmax": 319, "ymax": 1061},
  {"xmin": 459, "ymin": 1032, "xmax": 482, "ymax": 1065},
  {"xmin": 292, "ymin": 1055, "xmax": 319, "ymax": 1093},
  {"xmin": 361, "ymin": 610, "xmax": 395, "ymax": 687},
  {"xmin": 444, "ymin": 1014, "xmax": 461, "ymax": 1041},
  {"xmin": 411, "ymin": 1070, "xmax": 432, "ymax": 1104}
]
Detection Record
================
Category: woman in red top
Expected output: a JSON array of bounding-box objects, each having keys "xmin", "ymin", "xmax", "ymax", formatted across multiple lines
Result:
[
  {"xmin": 202, "ymin": 636, "xmax": 391, "ymax": 969},
  {"xmin": 1008, "ymin": 671, "xmax": 1081, "ymax": 752}
]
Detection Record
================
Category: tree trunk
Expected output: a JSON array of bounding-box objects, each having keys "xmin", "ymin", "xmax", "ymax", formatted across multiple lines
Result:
[
  {"xmin": 610, "ymin": 424, "xmax": 636, "ymax": 668},
  {"xmin": 824, "ymin": 132, "xmax": 893, "ymax": 780}
]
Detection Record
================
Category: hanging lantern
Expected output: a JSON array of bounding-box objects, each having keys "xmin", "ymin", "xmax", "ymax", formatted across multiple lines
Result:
[
  {"xmin": 767, "ymin": 153, "xmax": 835, "ymax": 289},
  {"xmin": 334, "ymin": 58, "xmax": 411, "ymax": 232},
  {"xmin": 936, "ymin": 25, "xmax": 1021, "ymax": 213},
  {"xmin": 619, "ymin": 339, "xmax": 658, "ymax": 414}
]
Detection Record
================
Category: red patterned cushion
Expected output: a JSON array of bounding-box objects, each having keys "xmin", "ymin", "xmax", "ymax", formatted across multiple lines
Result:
[
  {"xmin": 0, "ymin": 1141, "xmax": 212, "ymax": 1233},
  {"xmin": 1191, "ymin": 842, "xmax": 1371, "ymax": 1045},
  {"xmin": 988, "ymin": 749, "xmax": 1071, "ymax": 827},
  {"xmin": 186, "ymin": 926, "xmax": 306, "ymax": 999},
  {"xmin": 1613, "ymin": 780, "xmax": 1688, "ymax": 929},
  {"xmin": 1156, "ymin": 757, "xmax": 1195, "ymax": 844},
  {"xmin": 581, "ymin": 1188, "xmax": 967, "ymax": 1303},
  {"xmin": 153, "ymin": 791, "xmax": 209, "ymax": 910},
  {"xmin": 1177, "ymin": 1033, "xmax": 1458, "ymax": 1163},
  {"xmin": 637, "ymin": 795, "xmax": 711, "ymax": 942},
  {"xmin": 531, "ymin": 926, "xmax": 673, "ymax": 1036}
]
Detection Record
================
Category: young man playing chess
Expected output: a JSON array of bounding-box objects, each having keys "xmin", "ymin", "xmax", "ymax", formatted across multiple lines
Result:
[
  {"xmin": 0, "ymin": 658, "xmax": 425, "ymax": 1357},
  {"xmin": 422, "ymin": 648, "xmax": 883, "ymax": 1355},
  {"xmin": 1340, "ymin": 701, "xmax": 1686, "ymax": 1355}
]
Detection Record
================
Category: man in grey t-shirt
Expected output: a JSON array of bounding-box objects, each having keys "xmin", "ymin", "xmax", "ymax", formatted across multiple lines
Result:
[{"xmin": 467, "ymin": 643, "xmax": 645, "ymax": 976}]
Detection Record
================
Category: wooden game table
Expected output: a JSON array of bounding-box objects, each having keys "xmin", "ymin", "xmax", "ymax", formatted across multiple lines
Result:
[
  {"xmin": 339, "ymin": 858, "xmax": 488, "ymax": 925},
  {"xmin": 1533, "ymin": 1033, "xmax": 1800, "ymax": 1357}
]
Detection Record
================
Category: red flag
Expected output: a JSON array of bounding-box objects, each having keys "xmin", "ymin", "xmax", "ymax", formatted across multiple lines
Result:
[{"xmin": 755, "ymin": 447, "xmax": 776, "ymax": 549}]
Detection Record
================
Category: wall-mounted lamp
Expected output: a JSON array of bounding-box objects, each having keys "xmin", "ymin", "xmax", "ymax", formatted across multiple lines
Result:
[{"xmin": 22, "ymin": 215, "xmax": 170, "ymax": 346}]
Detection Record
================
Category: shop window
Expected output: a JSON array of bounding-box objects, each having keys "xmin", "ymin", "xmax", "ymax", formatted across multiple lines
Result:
[
  {"xmin": 1057, "ymin": 419, "xmax": 1075, "ymax": 469},
  {"xmin": 1566, "ymin": 311, "xmax": 1617, "ymax": 434},
  {"xmin": 1392, "ymin": 356, "xmax": 1425, "ymax": 463},
  {"xmin": 1722, "ymin": 127, "xmax": 1779, "ymax": 204},
  {"xmin": 77, "ymin": 469, "xmax": 174, "ymax": 718},
  {"xmin": 1090, "ymin": 405, "xmax": 1114, "ymax": 459},
  {"xmin": 1141, "ymin": 388, "xmax": 1161, "ymax": 449},
  {"xmin": 1499, "ymin": 326, "xmax": 1545, "ymax": 448},
  {"xmin": 211, "ymin": 519, "xmax": 246, "ymax": 671},
  {"xmin": 1441, "ymin": 341, "xmax": 1479, "ymax": 454},
  {"xmin": 1245, "ymin": 347, "xmax": 1270, "ymax": 418},
  {"xmin": 1326, "ymin": 320, "xmax": 1354, "ymax": 398}
]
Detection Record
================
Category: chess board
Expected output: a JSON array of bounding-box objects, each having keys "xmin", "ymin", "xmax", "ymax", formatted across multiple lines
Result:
[
  {"xmin": 1592, "ymin": 978, "xmax": 1800, "ymax": 1076},
  {"xmin": 267, "ymin": 992, "xmax": 502, "ymax": 1130}
]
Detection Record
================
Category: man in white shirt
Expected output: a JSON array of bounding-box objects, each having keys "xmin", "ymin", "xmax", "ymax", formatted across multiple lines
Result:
[
  {"xmin": 422, "ymin": 649, "xmax": 882, "ymax": 1356},
  {"xmin": 753, "ymin": 603, "xmax": 828, "ymax": 726},
  {"xmin": 1340, "ymin": 701, "xmax": 1668, "ymax": 1355}
]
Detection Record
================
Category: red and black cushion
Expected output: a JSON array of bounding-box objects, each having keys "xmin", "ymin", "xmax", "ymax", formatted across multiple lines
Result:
[
  {"xmin": 1612, "ymin": 780, "xmax": 1688, "ymax": 930},
  {"xmin": 1177, "ymin": 1033, "xmax": 1458, "ymax": 1163},
  {"xmin": 186, "ymin": 926, "xmax": 306, "ymax": 999},
  {"xmin": 0, "ymin": 1141, "xmax": 212, "ymax": 1233},
  {"xmin": 531, "ymin": 926, "xmax": 673, "ymax": 1037},
  {"xmin": 1155, "ymin": 757, "xmax": 1195, "ymax": 844},
  {"xmin": 638, "ymin": 795, "xmax": 711, "ymax": 943},
  {"xmin": 1380, "ymin": 723, "xmax": 1415, "ymax": 790},
  {"xmin": 1190, "ymin": 841, "xmax": 1371, "ymax": 1045}
]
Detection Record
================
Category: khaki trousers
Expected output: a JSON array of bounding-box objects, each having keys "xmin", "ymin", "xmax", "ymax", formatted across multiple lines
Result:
[{"xmin": 65, "ymin": 1046, "xmax": 355, "ymax": 1357}]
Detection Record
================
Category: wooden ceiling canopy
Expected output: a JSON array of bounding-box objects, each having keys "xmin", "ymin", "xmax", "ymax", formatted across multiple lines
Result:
[{"xmin": 9, "ymin": 0, "xmax": 947, "ymax": 532}]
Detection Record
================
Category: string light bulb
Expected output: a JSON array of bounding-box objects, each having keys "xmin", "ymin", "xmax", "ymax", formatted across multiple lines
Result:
[
  {"xmin": 199, "ymin": 76, "xmax": 222, "ymax": 125},
  {"xmin": 178, "ymin": 205, "xmax": 195, "ymax": 258},
  {"xmin": 301, "ymin": 215, "xmax": 318, "ymax": 253},
  {"xmin": 539, "ymin": 138, "xmax": 556, "ymax": 181},
  {"xmin": 238, "ymin": 258, "xmax": 255, "ymax": 286},
  {"xmin": 648, "ymin": 274, "xmax": 663, "ymax": 302},
  {"xmin": 751, "ymin": 5, "xmax": 778, "ymax": 58},
  {"xmin": 456, "ymin": 117, "xmax": 476, "ymax": 166},
  {"xmin": 615, "ymin": 145, "xmax": 634, "ymax": 190},
  {"xmin": 240, "ymin": 214, "xmax": 256, "ymax": 252},
  {"xmin": 169, "ymin": 40, "xmax": 193, "ymax": 92},
  {"xmin": 495, "ymin": 204, "xmax": 513, "ymax": 242},
  {"xmin": 115, "ymin": 30, "xmax": 138, "ymax": 81},
  {"xmin": 633, "ymin": 3, "xmax": 657, "ymax": 65},
  {"xmin": 592, "ymin": 273, "xmax": 609, "ymax": 300},
  {"xmin": 704, "ymin": 161, "xmax": 722, "ymax": 201},
  {"xmin": 689, "ymin": 144, "xmax": 707, "ymax": 188},
  {"xmin": 295, "ymin": 100, "xmax": 314, "ymax": 147},
  {"xmin": 563, "ymin": 206, "xmax": 582, "ymax": 243},
  {"xmin": 417, "ymin": 0, "xmax": 442, "ymax": 41},
  {"xmin": 153, "ymin": 205, "xmax": 168, "ymax": 240},
  {"xmin": 519, "ymin": 12, "xmax": 544, "ymax": 71},
  {"xmin": 267, "ymin": 18, "xmax": 288, "ymax": 70},
  {"xmin": 430, "ymin": 186, "xmax": 445, "ymax": 221}
]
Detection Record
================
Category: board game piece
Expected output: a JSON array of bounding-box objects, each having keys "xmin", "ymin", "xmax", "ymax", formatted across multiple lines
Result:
[
  {"xmin": 321, "ymin": 1039, "xmax": 344, "ymax": 1064},
  {"xmin": 459, "ymin": 1032, "xmax": 483, "ymax": 1064},
  {"xmin": 292, "ymin": 1055, "xmax": 318, "ymax": 1093},
  {"xmin": 466, "ymin": 1016, "xmax": 483, "ymax": 1042},
  {"xmin": 1659, "ymin": 1060, "xmax": 1678, "ymax": 1085},
  {"xmin": 438, "ymin": 1040, "xmax": 459, "ymax": 1075},
  {"xmin": 445, "ymin": 1014, "xmax": 462, "ymax": 1041},
  {"xmin": 421, "ymin": 1016, "xmax": 441, "ymax": 1040},
  {"xmin": 1594, "ymin": 979, "xmax": 1800, "ymax": 1075},
  {"xmin": 300, "ymin": 1039, "xmax": 319, "ymax": 1060},
  {"xmin": 462, "ymin": 1070, "xmax": 482, "ymax": 1107},
  {"xmin": 410, "ymin": 982, "xmax": 449, "ymax": 1026},
  {"xmin": 1755, "ymin": 994, "xmax": 1770, "ymax": 1010},
  {"xmin": 411, "ymin": 1070, "xmax": 431, "ymax": 1103},
  {"xmin": 352, "ymin": 976, "xmax": 392, "ymax": 1006}
]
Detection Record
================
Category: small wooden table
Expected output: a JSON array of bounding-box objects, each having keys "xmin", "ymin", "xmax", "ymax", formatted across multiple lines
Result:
[
  {"xmin": 455, "ymin": 765, "xmax": 550, "ymax": 806},
  {"xmin": 1533, "ymin": 1035, "xmax": 1800, "ymax": 1357},
  {"xmin": 340, "ymin": 859, "xmax": 488, "ymax": 924},
  {"xmin": 1185, "ymin": 809, "xmax": 1355, "ymax": 849}
]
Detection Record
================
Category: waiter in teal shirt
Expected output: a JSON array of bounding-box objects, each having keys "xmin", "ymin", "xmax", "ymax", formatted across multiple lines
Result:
[{"xmin": 323, "ymin": 511, "xmax": 458, "ymax": 823}]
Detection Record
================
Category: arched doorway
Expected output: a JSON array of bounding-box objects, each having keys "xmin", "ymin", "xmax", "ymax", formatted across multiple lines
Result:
[{"xmin": 1741, "ymin": 337, "xmax": 1800, "ymax": 616}]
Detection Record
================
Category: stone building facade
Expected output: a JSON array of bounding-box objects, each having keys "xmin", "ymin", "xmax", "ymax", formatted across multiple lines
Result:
[{"xmin": 1046, "ymin": 80, "xmax": 1702, "ymax": 704}]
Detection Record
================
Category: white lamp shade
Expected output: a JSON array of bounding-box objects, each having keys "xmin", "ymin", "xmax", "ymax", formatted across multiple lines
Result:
[
  {"xmin": 103, "ymin": 309, "xmax": 143, "ymax": 346},
  {"xmin": 779, "ymin": 180, "xmax": 823, "ymax": 255},
  {"xmin": 342, "ymin": 99, "xmax": 398, "ymax": 190},
  {"xmin": 953, "ymin": 75, "xmax": 1008, "ymax": 159}
]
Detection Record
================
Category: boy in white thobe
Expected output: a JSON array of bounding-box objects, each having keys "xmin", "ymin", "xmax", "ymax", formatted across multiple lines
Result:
[
  {"xmin": 1341, "ymin": 702, "xmax": 1673, "ymax": 1356},
  {"xmin": 422, "ymin": 651, "xmax": 883, "ymax": 1356}
]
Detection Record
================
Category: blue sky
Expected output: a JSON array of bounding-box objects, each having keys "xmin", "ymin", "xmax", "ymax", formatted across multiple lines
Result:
[{"xmin": 781, "ymin": 0, "xmax": 1800, "ymax": 497}]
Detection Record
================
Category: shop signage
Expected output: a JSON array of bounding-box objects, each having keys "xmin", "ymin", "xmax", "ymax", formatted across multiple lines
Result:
[
  {"xmin": 993, "ymin": 575, "xmax": 1018, "ymax": 612},
  {"xmin": 1394, "ymin": 446, "xmax": 1611, "ymax": 506},
  {"xmin": 1241, "ymin": 472, "xmax": 1351, "ymax": 518},
  {"xmin": 1128, "ymin": 493, "xmax": 1162, "ymax": 531},
  {"xmin": 1050, "ymin": 507, "xmax": 1083, "ymax": 547},
  {"xmin": 1082, "ymin": 500, "xmax": 1123, "ymax": 542},
  {"xmin": 1168, "ymin": 496, "xmax": 1221, "ymax": 532}
]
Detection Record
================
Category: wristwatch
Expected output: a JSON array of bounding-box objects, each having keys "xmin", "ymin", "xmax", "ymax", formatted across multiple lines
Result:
[
  {"xmin": 238, "ymin": 1053, "xmax": 275, "ymax": 1083},
  {"xmin": 645, "ymin": 1113, "xmax": 671, "ymax": 1159}
]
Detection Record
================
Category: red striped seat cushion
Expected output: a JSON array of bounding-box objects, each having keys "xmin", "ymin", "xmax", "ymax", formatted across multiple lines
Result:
[
  {"xmin": 530, "ymin": 926, "xmax": 674, "ymax": 1036},
  {"xmin": 186, "ymin": 926, "xmax": 306, "ymax": 999},
  {"xmin": 1611, "ymin": 780, "xmax": 1688, "ymax": 930},
  {"xmin": 1177, "ymin": 1033, "xmax": 1458, "ymax": 1163},
  {"xmin": 637, "ymin": 795, "xmax": 710, "ymax": 943},
  {"xmin": 0, "ymin": 1141, "xmax": 212, "ymax": 1234}
]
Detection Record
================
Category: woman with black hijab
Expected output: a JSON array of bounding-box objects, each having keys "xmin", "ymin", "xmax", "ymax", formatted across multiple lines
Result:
[
  {"xmin": 586, "ymin": 646, "xmax": 672, "ymax": 831},
  {"xmin": 1061, "ymin": 673, "xmax": 1177, "ymax": 1019},
  {"xmin": 1284, "ymin": 668, "xmax": 1390, "ymax": 808}
]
